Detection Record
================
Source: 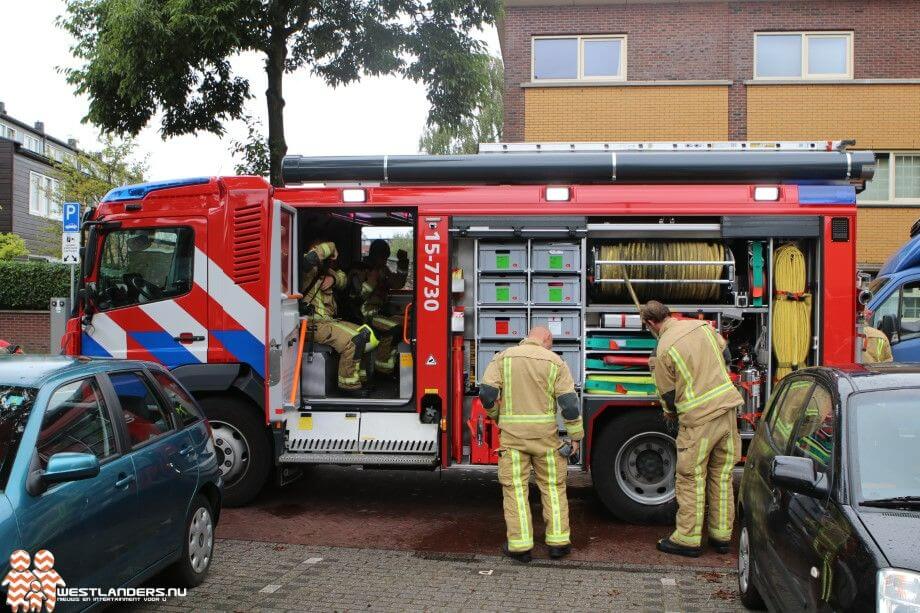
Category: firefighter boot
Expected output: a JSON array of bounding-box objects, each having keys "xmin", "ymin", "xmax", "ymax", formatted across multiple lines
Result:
[
  {"xmin": 657, "ymin": 537, "xmax": 702, "ymax": 558},
  {"xmin": 548, "ymin": 544, "xmax": 571, "ymax": 559},
  {"xmin": 709, "ymin": 538, "xmax": 731, "ymax": 554},
  {"xmin": 502, "ymin": 544, "xmax": 532, "ymax": 563}
]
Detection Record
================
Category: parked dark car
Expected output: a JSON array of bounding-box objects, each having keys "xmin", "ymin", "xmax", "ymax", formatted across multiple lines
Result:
[
  {"xmin": 0, "ymin": 356, "xmax": 222, "ymax": 611},
  {"xmin": 737, "ymin": 365, "xmax": 920, "ymax": 611}
]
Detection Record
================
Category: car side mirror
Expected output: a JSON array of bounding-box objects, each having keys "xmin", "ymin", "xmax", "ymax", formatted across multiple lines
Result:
[
  {"xmin": 879, "ymin": 314, "xmax": 898, "ymax": 343},
  {"xmin": 771, "ymin": 455, "xmax": 829, "ymax": 498},
  {"xmin": 42, "ymin": 452, "xmax": 100, "ymax": 485}
]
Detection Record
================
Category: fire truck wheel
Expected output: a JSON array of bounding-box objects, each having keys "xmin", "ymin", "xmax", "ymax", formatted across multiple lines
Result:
[
  {"xmin": 200, "ymin": 395, "xmax": 271, "ymax": 507},
  {"xmin": 591, "ymin": 410, "xmax": 677, "ymax": 525}
]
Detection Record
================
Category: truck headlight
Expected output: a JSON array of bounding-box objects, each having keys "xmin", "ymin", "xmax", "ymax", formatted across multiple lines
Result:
[{"xmin": 879, "ymin": 569, "xmax": 920, "ymax": 612}]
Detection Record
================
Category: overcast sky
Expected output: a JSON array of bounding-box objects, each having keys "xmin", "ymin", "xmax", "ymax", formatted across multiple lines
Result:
[{"xmin": 0, "ymin": 3, "xmax": 499, "ymax": 181}]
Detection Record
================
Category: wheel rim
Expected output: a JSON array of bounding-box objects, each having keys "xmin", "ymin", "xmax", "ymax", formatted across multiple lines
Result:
[
  {"xmin": 613, "ymin": 431, "xmax": 677, "ymax": 506},
  {"xmin": 738, "ymin": 526, "xmax": 751, "ymax": 593},
  {"xmin": 210, "ymin": 420, "xmax": 250, "ymax": 486},
  {"xmin": 188, "ymin": 506, "xmax": 213, "ymax": 574}
]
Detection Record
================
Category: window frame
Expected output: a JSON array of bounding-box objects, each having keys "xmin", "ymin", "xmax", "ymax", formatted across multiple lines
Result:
[
  {"xmin": 101, "ymin": 369, "xmax": 179, "ymax": 451},
  {"xmin": 96, "ymin": 225, "xmax": 196, "ymax": 312},
  {"xmin": 753, "ymin": 31, "xmax": 854, "ymax": 81},
  {"xmin": 766, "ymin": 376, "xmax": 816, "ymax": 453},
  {"xmin": 531, "ymin": 34, "xmax": 628, "ymax": 83},
  {"xmin": 36, "ymin": 375, "xmax": 124, "ymax": 471},
  {"xmin": 858, "ymin": 152, "xmax": 920, "ymax": 205},
  {"xmin": 789, "ymin": 383, "xmax": 836, "ymax": 477},
  {"xmin": 28, "ymin": 171, "xmax": 62, "ymax": 219}
]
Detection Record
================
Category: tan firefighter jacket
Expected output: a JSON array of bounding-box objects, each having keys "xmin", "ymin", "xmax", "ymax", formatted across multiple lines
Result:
[
  {"xmin": 301, "ymin": 241, "xmax": 346, "ymax": 321},
  {"xmin": 862, "ymin": 326, "xmax": 893, "ymax": 364},
  {"xmin": 481, "ymin": 339, "xmax": 582, "ymax": 441},
  {"xmin": 652, "ymin": 318, "xmax": 743, "ymax": 428}
]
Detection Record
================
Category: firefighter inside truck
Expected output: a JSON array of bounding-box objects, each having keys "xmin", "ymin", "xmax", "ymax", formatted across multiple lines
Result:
[{"xmin": 297, "ymin": 209, "xmax": 415, "ymax": 405}]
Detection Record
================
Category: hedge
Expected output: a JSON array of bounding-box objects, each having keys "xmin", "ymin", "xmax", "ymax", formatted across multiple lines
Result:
[{"xmin": 0, "ymin": 261, "xmax": 71, "ymax": 310}]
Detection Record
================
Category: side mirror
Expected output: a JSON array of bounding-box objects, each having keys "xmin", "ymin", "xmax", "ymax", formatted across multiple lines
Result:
[
  {"xmin": 42, "ymin": 452, "xmax": 100, "ymax": 485},
  {"xmin": 879, "ymin": 314, "xmax": 898, "ymax": 343},
  {"xmin": 771, "ymin": 455, "xmax": 829, "ymax": 498}
]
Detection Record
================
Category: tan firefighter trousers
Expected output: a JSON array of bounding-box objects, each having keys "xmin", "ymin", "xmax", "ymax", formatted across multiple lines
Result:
[
  {"xmin": 671, "ymin": 409, "xmax": 742, "ymax": 547},
  {"xmin": 497, "ymin": 432, "xmax": 570, "ymax": 552},
  {"xmin": 312, "ymin": 320, "xmax": 363, "ymax": 390},
  {"xmin": 370, "ymin": 314, "xmax": 399, "ymax": 374}
]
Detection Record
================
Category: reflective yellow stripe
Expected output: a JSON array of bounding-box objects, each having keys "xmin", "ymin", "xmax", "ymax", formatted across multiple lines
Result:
[
  {"xmin": 545, "ymin": 450, "xmax": 562, "ymax": 538},
  {"xmin": 503, "ymin": 357, "xmax": 513, "ymax": 416},
  {"xmin": 510, "ymin": 450, "xmax": 530, "ymax": 546},
  {"xmin": 508, "ymin": 537, "xmax": 533, "ymax": 551},
  {"xmin": 703, "ymin": 326, "xmax": 732, "ymax": 384},
  {"xmin": 565, "ymin": 419, "xmax": 584, "ymax": 437},
  {"xmin": 675, "ymin": 381, "xmax": 736, "ymax": 413},
  {"xmin": 545, "ymin": 532, "xmax": 570, "ymax": 545},
  {"xmin": 719, "ymin": 433, "xmax": 734, "ymax": 534},
  {"xmin": 500, "ymin": 414, "xmax": 557, "ymax": 424},
  {"xmin": 669, "ymin": 346, "xmax": 696, "ymax": 400},
  {"xmin": 545, "ymin": 363, "xmax": 558, "ymax": 414},
  {"xmin": 876, "ymin": 338, "xmax": 885, "ymax": 359},
  {"xmin": 693, "ymin": 438, "xmax": 707, "ymax": 538}
]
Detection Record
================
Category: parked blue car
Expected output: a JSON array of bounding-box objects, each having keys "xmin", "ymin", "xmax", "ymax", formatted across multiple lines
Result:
[{"xmin": 0, "ymin": 356, "xmax": 221, "ymax": 610}]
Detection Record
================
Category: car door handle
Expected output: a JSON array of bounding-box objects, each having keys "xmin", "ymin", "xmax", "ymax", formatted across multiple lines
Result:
[
  {"xmin": 114, "ymin": 473, "xmax": 136, "ymax": 488},
  {"xmin": 174, "ymin": 333, "xmax": 205, "ymax": 344},
  {"xmin": 179, "ymin": 445, "xmax": 196, "ymax": 457}
]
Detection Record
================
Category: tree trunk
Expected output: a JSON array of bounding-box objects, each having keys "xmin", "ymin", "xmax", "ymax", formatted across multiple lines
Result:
[{"xmin": 265, "ymin": 28, "xmax": 288, "ymax": 187}]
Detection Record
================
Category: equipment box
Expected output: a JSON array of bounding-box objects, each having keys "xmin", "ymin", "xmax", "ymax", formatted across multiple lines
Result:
[
  {"xmin": 479, "ymin": 243, "xmax": 526, "ymax": 272},
  {"xmin": 478, "ymin": 276, "xmax": 527, "ymax": 305},
  {"xmin": 554, "ymin": 344, "xmax": 582, "ymax": 384},
  {"xmin": 531, "ymin": 310, "xmax": 581, "ymax": 340},
  {"xmin": 532, "ymin": 242, "xmax": 580, "ymax": 273},
  {"xmin": 479, "ymin": 310, "xmax": 527, "ymax": 340},
  {"xmin": 531, "ymin": 276, "xmax": 580, "ymax": 305},
  {"xmin": 476, "ymin": 342, "xmax": 516, "ymax": 382}
]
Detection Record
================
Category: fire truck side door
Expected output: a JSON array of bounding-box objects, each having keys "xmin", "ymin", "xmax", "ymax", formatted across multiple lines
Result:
[
  {"xmin": 83, "ymin": 216, "xmax": 208, "ymax": 367},
  {"xmin": 265, "ymin": 201, "xmax": 300, "ymax": 420}
]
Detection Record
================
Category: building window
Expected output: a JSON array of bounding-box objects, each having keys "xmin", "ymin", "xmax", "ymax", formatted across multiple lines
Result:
[
  {"xmin": 22, "ymin": 133, "xmax": 44, "ymax": 154},
  {"xmin": 532, "ymin": 35, "xmax": 626, "ymax": 82},
  {"xmin": 755, "ymin": 32, "xmax": 853, "ymax": 80},
  {"xmin": 0, "ymin": 122, "xmax": 16, "ymax": 141},
  {"xmin": 29, "ymin": 171, "xmax": 62, "ymax": 219},
  {"xmin": 858, "ymin": 153, "xmax": 920, "ymax": 204}
]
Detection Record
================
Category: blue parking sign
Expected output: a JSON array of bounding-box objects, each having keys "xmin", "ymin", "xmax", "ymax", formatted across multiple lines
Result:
[{"xmin": 62, "ymin": 202, "xmax": 80, "ymax": 232}]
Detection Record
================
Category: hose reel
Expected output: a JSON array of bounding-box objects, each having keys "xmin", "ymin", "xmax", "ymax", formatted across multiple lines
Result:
[{"xmin": 592, "ymin": 241, "xmax": 734, "ymax": 303}]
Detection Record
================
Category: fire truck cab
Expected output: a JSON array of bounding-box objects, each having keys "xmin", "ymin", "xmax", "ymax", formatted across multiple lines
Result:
[{"xmin": 67, "ymin": 142, "xmax": 874, "ymax": 522}]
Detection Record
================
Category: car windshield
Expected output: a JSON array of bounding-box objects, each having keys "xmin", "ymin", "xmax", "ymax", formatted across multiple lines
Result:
[
  {"xmin": 850, "ymin": 389, "xmax": 920, "ymax": 503},
  {"xmin": 0, "ymin": 386, "xmax": 38, "ymax": 490}
]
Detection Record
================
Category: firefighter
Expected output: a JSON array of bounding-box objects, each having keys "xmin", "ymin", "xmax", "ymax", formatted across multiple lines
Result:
[
  {"xmin": 641, "ymin": 300, "xmax": 743, "ymax": 558},
  {"xmin": 301, "ymin": 241, "xmax": 375, "ymax": 396},
  {"xmin": 862, "ymin": 325, "xmax": 893, "ymax": 364},
  {"xmin": 479, "ymin": 326, "xmax": 583, "ymax": 563},
  {"xmin": 350, "ymin": 239, "xmax": 409, "ymax": 375}
]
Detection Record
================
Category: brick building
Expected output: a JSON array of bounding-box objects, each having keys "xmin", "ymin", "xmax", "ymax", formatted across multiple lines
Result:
[
  {"xmin": 498, "ymin": 0, "xmax": 920, "ymax": 268},
  {"xmin": 0, "ymin": 101, "xmax": 78, "ymax": 253}
]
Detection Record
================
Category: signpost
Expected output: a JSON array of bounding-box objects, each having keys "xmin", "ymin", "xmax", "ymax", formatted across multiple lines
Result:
[{"xmin": 62, "ymin": 202, "xmax": 81, "ymax": 305}]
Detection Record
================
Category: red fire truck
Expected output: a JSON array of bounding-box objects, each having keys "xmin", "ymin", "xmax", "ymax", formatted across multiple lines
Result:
[{"xmin": 65, "ymin": 141, "xmax": 873, "ymax": 521}]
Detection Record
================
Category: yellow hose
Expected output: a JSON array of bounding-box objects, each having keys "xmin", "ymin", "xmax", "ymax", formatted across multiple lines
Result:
[
  {"xmin": 772, "ymin": 243, "xmax": 812, "ymax": 381},
  {"xmin": 597, "ymin": 242, "xmax": 726, "ymax": 303}
]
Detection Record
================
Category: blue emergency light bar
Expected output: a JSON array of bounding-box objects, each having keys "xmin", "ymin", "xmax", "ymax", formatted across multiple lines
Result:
[{"xmin": 101, "ymin": 177, "xmax": 210, "ymax": 203}]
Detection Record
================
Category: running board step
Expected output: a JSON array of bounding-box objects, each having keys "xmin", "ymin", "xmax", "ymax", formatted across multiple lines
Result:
[{"xmin": 278, "ymin": 453, "xmax": 438, "ymax": 466}]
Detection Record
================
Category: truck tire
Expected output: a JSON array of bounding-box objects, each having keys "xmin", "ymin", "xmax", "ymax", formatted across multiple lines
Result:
[
  {"xmin": 199, "ymin": 395, "xmax": 271, "ymax": 507},
  {"xmin": 591, "ymin": 410, "xmax": 677, "ymax": 525}
]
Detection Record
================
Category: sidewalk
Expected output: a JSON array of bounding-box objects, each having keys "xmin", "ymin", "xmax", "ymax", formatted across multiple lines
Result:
[{"xmin": 133, "ymin": 539, "xmax": 743, "ymax": 612}]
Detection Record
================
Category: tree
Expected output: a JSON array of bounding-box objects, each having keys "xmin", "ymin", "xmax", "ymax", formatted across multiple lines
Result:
[
  {"xmin": 61, "ymin": 0, "xmax": 502, "ymax": 186},
  {"xmin": 419, "ymin": 54, "xmax": 503, "ymax": 155},
  {"xmin": 34, "ymin": 136, "xmax": 147, "ymax": 257},
  {"xmin": 231, "ymin": 114, "xmax": 270, "ymax": 176}
]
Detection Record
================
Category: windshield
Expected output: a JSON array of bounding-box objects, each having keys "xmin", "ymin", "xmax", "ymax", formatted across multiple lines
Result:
[
  {"xmin": 850, "ymin": 389, "xmax": 920, "ymax": 503},
  {"xmin": 0, "ymin": 387, "xmax": 37, "ymax": 490}
]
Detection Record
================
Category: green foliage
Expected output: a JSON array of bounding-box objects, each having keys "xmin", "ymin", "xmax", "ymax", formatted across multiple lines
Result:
[
  {"xmin": 0, "ymin": 261, "xmax": 70, "ymax": 310},
  {"xmin": 231, "ymin": 114, "xmax": 270, "ymax": 176},
  {"xmin": 419, "ymin": 55, "xmax": 503, "ymax": 155},
  {"xmin": 33, "ymin": 135, "xmax": 147, "ymax": 258},
  {"xmin": 60, "ymin": 0, "xmax": 502, "ymax": 185},
  {"xmin": 0, "ymin": 234, "xmax": 28, "ymax": 261}
]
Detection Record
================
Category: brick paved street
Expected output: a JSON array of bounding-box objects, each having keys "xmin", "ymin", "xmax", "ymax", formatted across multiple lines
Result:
[{"xmin": 133, "ymin": 539, "xmax": 743, "ymax": 612}]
